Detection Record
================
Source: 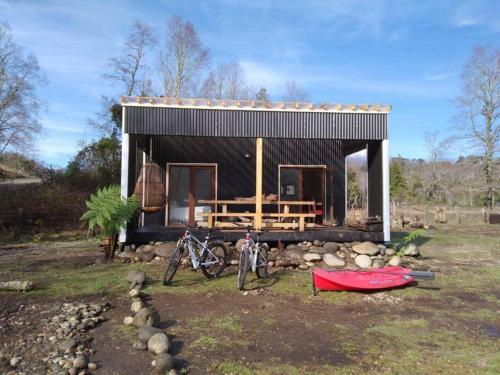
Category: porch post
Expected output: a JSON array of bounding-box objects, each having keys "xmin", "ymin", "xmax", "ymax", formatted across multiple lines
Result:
[
  {"xmin": 255, "ymin": 137, "xmax": 263, "ymax": 230},
  {"xmin": 119, "ymin": 132, "xmax": 129, "ymax": 243},
  {"xmin": 382, "ymin": 139, "xmax": 391, "ymax": 243}
]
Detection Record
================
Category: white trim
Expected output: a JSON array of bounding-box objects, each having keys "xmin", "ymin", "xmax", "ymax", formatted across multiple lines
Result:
[
  {"xmin": 165, "ymin": 163, "xmax": 218, "ymax": 226},
  {"xmin": 382, "ymin": 139, "xmax": 391, "ymax": 243},
  {"xmin": 141, "ymin": 151, "xmax": 146, "ymax": 227},
  {"xmin": 344, "ymin": 156, "xmax": 348, "ymax": 226},
  {"xmin": 119, "ymin": 113, "xmax": 129, "ymax": 243}
]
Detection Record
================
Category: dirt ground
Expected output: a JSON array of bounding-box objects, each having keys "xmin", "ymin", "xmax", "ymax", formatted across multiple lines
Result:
[{"xmin": 0, "ymin": 225, "xmax": 499, "ymax": 374}]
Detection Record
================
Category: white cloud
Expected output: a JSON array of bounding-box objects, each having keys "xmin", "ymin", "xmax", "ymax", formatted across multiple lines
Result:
[{"xmin": 423, "ymin": 72, "xmax": 454, "ymax": 81}]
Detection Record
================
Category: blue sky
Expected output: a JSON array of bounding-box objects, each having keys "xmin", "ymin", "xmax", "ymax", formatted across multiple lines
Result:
[{"xmin": 3, "ymin": 0, "xmax": 499, "ymax": 167}]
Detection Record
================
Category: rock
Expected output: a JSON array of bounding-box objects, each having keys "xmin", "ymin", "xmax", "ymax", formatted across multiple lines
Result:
[
  {"xmin": 10, "ymin": 356, "xmax": 22, "ymax": 367},
  {"xmin": 403, "ymin": 243, "xmax": 420, "ymax": 257},
  {"xmin": 58, "ymin": 338, "xmax": 77, "ymax": 352},
  {"xmin": 88, "ymin": 363, "xmax": 97, "ymax": 370},
  {"xmin": 298, "ymin": 264, "xmax": 309, "ymax": 270},
  {"xmin": 355, "ymin": 254, "xmax": 372, "ymax": 268},
  {"xmin": 268, "ymin": 261, "xmax": 274, "ymax": 267},
  {"xmin": 131, "ymin": 300, "xmax": 144, "ymax": 313},
  {"xmin": 230, "ymin": 259, "xmax": 239, "ymax": 266},
  {"xmin": 308, "ymin": 246, "xmax": 328, "ymax": 255},
  {"xmin": 323, "ymin": 253, "xmax": 346, "ymax": 268},
  {"xmin": 284, "ymin": 247, "xmax": 304, "ymax": 260},
  {"xmin": 385, "ymin": 248, "xmax": 396, "ymax": 256},
  {"xmin": 148, "ymin": 333, "xmax": 170, "ymax": 354},
  {"xmin": 133, "ymin": 340, "xmax": 148, "ymax": 350},
  {"xmin": 137, "ymin": 244, "xmax": 155, "ymax": 253},
  {"xmin": 138, "ymin": 326, "xmax": 164, "ymax": 343},
  {"xmin": 313, "ymin": 240, "xmax": 322, "ymax": 246},
  {"xmin": 304, "ymin": 241, "xmax": 313, "ymax": 248},
  {"xmin": 133, "ymin": 307, "xmax": 157, "ymax": 327},
  {"xmin": 127, "ymin": 270, "xmax": 146, "ymax": 286},
  {"xmin": 352, "ymin": 242, "xmax": 380, "ymax": 256},
  {"xmin": 129, "ymin": 287, "xmax": 141, "ymax": 298},
  {"xmin": 137, "ymin": 251, "xmax": 155, "ymax": 262},
  {"xmin": 123, "ymin": 316, "xmax": 134, "ymax": 325},
  {"xmin": 153, "ymin": 352, "xmax": 175, "ymax": 374},
  {"xmin": 372, "ymin": 259, "xmax": 386, "ymax": 268},
  {"xmin": 235, "ymin": 239, "xmax": 246, "ymax": 253},
  {"xmin": 154, "ymin": 243, "xmax": 178, "ymax": 258},
  {"xmin": 388, "ymin": 255, "xmax": 402, "ymax": 266},
  {"xmin": 323, "ymin": 242, "xmax": 340, "ymax": 252},
  {"xmin": 116, "ymin": 251, "xmax": 135, "ymax": 260},
  {"xmin": 73, "ymin": 356, "xmax": 87, "ymax": 370},
  {"xmin": 303, "ymin": 253, "xmax": 322, "ymax": 262},
  {"xmin": 305, "ymin": 261, "xmax": 315, "ymax": 267},
  {"xmin": 285, "ymin": 243, "xmax": 299, "ymax": 250}
]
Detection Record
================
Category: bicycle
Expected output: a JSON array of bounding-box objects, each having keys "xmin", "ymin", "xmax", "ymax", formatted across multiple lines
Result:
[
  {"xmin": 237, "ymin": 226, "xmax": 270, "ymax": 290},
  {"xmin": 163, "ymin": 221, "xmax": 228, "ymax": 285}
]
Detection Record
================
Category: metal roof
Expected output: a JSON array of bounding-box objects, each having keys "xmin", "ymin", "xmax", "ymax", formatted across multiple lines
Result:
[{"xmin": 121, "ymin": 96, "xmax": 391, "ymax": 114}]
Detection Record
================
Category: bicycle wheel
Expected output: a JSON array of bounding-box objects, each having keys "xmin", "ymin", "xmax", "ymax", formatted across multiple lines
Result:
[
  {"xmin": 237, "ymin": 245, "xmax": 250, "ymax": 290},
  {"xmin": 162, "ymin": 243, "xmax": 184, "ymax": 285},
  {"xmin": 201, "ymin": 241, "xmax": 228, "ymax": 279},
  {"xmin": 255, "ymin": 244, "xmax": 269, "ymax": 279}
]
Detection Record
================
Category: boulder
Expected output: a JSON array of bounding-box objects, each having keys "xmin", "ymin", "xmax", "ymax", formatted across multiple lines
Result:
[
  {"xmin": 372, "ymin": 259, "xmax": 386, "ymax": 268},
  {"xmin": 312, "ymin": 240, "xmax": 322, "ymax": 246},
  {"xmin": 133, "ymin": 340, "xmax": 148, "ymax": 350},
  {"xmin": 308, "ymin": 246, "xmax": 328, "ymax": 255},
  {"xmin": 129, "ymin": 287, "xmax": 141, "ymax": 298},
  {"xmin": 148, "ymin": 333, "xmax": 170, "ymax": 354},
  {"xmin": 235, "ymin": 239, "xmax": 246, "ymax": 253},
  {"xmin": 355, "ymin": 254, "xmax": 372, "ymax": 268},
  {"xmin": 298, "ymin": 264, "xmax": 309, "ymax": 270},
  {"xmin": 305, "ymin": 261, "xmax": 315, "ymax": 267},
  {"xmin": 137, "ymin": 251, "xmax": 155, "ymax": 262},
  {"xmin": 285, "ymin": 243, "xmax": 299, "ymax": 250},
  {"xmin": 323, "ymin": 242, "xmax": 340, "ymax": 253},
  {"xmin": 388, "ymin": 255, "xmax": 402, "ymax": 266},
  {"xmin": 72, "ymin": 356, "xmax": 87, "ymax": 370},
  {"xmin": 133, "ymin": 307, "xmax": 157, "ymax": 328},
  {"xmin": 116, "ymin": 251, "xmax": 135, "ymax": 261},
  {"xmin": 123, "ymin": 316, "xmax": 134, "ymax": 326},
  {"xmin": 153, "ymin": 352, "xmax": 175, "ymax": 374},
  {"xmin": 352, "ymin": 242, "xmax": 380, "ymax": 256},
  {"xmin": 138, "ymin": 326, "xmax": 164, "ymax": 343},
  {"xmin": 303, "ymin": 253, "xmax": 322, "ymax": 262},
  {"xmin": 385, "ymin": 248, "xmax": 396, "ymax": 256},
  {"xmin": 154, "ymin": 243, "xmax": 178, "ymax": 258},
  {"xmin": 58, "ymin": 338, "xmax": 77, "ymax": 352},
  {"xmin": 323, "ymin": 253, "xmax": 346, "ymax": 268},
  {"xmin": 127, "ymin": 270, "xmax": 146, "ymax": 286},
  {"xmin": 136, "ymin": 244, "xmax": 155, "ymax": 253},
  {"xmin": 284, "ymin": 247, "xmax": 305, "ymax": 260},
  {"xmin": 403, "ymin": 243, "xmax": 420, "ymax": 257}
]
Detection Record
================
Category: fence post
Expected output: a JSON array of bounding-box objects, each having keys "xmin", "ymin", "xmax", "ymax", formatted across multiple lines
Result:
[{"xmin": 14, "ymin": 208, "xmax": 24, "ymax": 241}]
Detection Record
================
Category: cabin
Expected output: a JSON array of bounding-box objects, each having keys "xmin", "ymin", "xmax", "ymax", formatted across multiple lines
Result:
[{"xmin": 119, "ymin": 97, "xmax": 391, "ymax": 244}]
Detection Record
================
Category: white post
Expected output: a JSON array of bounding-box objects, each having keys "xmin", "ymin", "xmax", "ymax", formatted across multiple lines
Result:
[
  {"xmin": 344, "ymin": 156, "xmax": 347, "ymax": 226},
  {"xmin": 382, "ymin": 139, "xmax": 390, "ymax": 243},
  {"xmin": 119, "ymin": 108, "xmax": 129, "ymax": 243}
]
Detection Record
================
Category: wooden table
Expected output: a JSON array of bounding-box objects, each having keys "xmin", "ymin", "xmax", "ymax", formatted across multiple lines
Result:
[{"xmin": 198, "ymin": 199, "xmax": 318, "ymax": 231}]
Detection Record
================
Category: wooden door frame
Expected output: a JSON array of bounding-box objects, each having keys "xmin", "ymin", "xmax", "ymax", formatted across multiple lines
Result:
[
  {"xmin": 165, "ymin": 163, "xmax": 218, "ymax": 226},
  {"xmin": 278, "ymin": 164, "xmax": 326, "ymax": 218}
]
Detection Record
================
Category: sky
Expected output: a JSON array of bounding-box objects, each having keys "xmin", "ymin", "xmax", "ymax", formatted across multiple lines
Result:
[{"xmin": 2, "ymin": 0, "xmax": 499, "ymax": 167}]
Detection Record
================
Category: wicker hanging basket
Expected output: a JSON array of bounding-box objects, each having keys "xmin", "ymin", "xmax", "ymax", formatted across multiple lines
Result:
[{"xmin": 134, "ymin": 163, "xmax": 166, "ymax": 213}]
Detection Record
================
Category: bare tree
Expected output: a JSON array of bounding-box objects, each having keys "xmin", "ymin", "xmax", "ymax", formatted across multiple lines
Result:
[
  {"xmin": 282, "ymin": 80, "xmax": 310, "ymax": 102},
  {"xmin": 159, "ymin": 16, "xmax": 209, "ymax": 98},
  {"xmin": 200, "ymin": 61, "xmax": 251, "ymax": 100},
  {"xmin": 0, "ymin": 23, "xmax": 44, "ymax": 155},
  {"xmin": 424, "ymin": 132, "xmax": 452, "ymax": 202},
  {"xmin": 455, "ymin": 46, "xmax": 499, "ymax": 208},
  {"xmin": 104, "ymin": 19, "xmax": 156, "ymax": 97}
]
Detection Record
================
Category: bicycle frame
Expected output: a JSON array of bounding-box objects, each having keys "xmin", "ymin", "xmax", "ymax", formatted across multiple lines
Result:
[
  {"xmin": 178, "ymin": 227, "xmax": 220, "ymax": 269},
  {"xmin": 243, "ymin": 230, "xmax": 264, "ymax": 272}
]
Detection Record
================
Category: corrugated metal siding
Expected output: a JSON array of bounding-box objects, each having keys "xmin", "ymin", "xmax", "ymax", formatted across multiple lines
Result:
[
  {"xmin": 124, "ymin": 107, "xmax": 387, "ymax": 140},
  {"xmin": 138, "ymin": 136, "xmax": 346, "ymax": 226}
]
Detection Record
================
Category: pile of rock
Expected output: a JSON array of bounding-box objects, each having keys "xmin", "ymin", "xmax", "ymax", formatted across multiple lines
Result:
[
  {"xmin": 41, "ymin": 302, "xmax": 108, "ymax": 374},
  {"xmin": 116, "ymin": 242, "xmax": 178, "ymax": 263},
  {"xmin": 122, "ymin": 270, "xmax": 177, "ymax": 375},
  {"xmin": 245, "ymin": 240, "xmax": 421, "ymax": 272}
]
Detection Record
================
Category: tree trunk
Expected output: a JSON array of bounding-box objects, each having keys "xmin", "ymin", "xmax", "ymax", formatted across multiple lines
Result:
[{"xmin": 104, "ymin": 233, "xmax": 118, "ymax": 262}]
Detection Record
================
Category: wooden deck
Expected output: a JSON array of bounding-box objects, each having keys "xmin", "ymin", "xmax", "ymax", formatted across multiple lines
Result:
[{"xmin": 126, "ymin": 225, "xmax": 384, "ymax": 244}]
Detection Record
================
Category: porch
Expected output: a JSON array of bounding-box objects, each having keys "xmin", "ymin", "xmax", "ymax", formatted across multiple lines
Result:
[{"xmin": 126, "ymin": 225, "xmax": 385, "ymax": 243}]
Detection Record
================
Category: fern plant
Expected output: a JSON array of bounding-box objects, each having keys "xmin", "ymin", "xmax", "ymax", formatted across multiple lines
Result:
[{"xmin": 81, "ymin": 185, "xmax": 137, "ymax": 261}]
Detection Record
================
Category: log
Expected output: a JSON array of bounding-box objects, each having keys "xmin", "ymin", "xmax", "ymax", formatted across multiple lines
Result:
[{"xmin": 0, "ymin": 280, "xmax": 35, "ymax": 292}]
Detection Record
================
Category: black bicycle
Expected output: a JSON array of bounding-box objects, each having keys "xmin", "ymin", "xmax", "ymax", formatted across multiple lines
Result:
[
  {"xmin": 237, "ymin": 226, "xmax": 270, "ymax": 290},
  {"xmin": 163, "ymin": 222, "xmax": 228, "ymax": 285}
]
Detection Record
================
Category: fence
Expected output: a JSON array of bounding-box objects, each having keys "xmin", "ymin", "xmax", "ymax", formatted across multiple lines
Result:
[{"xmin": 0, "ymin": 208, "xmax": 83, "ymax": 239}]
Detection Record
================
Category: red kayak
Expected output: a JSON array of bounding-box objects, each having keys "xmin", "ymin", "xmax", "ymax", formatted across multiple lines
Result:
[{"xmin": 312, "ymin": 266, "xmax": 417, "ymax": 293}]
